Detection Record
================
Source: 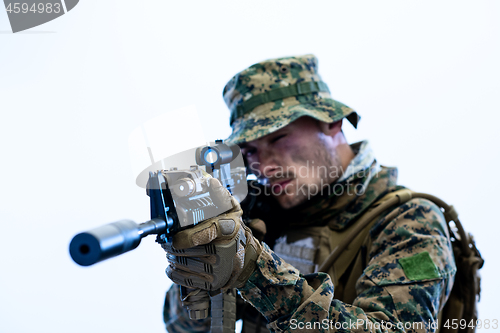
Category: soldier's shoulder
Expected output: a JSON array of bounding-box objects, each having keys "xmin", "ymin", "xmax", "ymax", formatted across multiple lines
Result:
[{"xmin": 370, "ymin": 196, "xmax": 447, "ymax": 236}]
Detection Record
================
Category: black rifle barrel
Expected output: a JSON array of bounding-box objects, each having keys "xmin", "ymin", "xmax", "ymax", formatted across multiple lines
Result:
[{"xmin": 69, "ymin": 218, "xmax": 167, "ymax": 266}]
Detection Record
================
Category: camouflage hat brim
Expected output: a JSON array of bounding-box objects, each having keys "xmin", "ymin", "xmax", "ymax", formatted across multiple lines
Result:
[{"xmin": 225, "ymin": 92, "xmax": 360, "ymax": 144}]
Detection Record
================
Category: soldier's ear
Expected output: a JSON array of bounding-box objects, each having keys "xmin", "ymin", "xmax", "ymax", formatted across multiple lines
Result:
[{"xmin": 319, "ymin": 120, "xmax": 343, "ymax": 138}]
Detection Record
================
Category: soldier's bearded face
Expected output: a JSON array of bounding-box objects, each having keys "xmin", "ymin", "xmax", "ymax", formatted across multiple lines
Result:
[{"xmin": 240, "ymin": 117, "xmax": 346, "ymax": 209}]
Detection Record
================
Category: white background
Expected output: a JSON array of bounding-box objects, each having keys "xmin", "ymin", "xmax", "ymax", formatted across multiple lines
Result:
[{"xmin": 1, "ymin": 1, "xmax": 499, "ymax": 332}]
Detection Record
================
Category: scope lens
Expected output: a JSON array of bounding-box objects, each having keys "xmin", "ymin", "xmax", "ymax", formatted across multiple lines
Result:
[{"xmin": 204, "ymin": 149, "xmax": 218, "ymax": 164}]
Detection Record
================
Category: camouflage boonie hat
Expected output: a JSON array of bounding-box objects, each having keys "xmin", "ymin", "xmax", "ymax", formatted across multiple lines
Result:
[{"xmin": 223, "ymin": 54, "xmax": 360, "ymax": 144}]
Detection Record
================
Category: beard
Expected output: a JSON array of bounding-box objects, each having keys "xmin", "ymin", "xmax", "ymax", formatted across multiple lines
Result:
[{"xmin": 266, "ymin": 143, "xmax": 343, "ymax": 209}]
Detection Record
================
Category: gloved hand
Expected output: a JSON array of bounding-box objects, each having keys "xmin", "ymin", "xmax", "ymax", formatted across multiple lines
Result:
[{"xmin": 161, "ymin": 178, "xmax": 262, "ymax": 291}]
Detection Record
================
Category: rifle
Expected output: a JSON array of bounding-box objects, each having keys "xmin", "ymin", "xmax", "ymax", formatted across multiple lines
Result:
[{"xmin": 69, "ymin": 141, "xmax": 247, "ymax": 333}]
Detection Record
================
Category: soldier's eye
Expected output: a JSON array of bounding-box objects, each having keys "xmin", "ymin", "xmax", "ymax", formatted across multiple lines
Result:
[{"xmin": 243, "ymin": 149, "xmax": 256, "ymax": 158}]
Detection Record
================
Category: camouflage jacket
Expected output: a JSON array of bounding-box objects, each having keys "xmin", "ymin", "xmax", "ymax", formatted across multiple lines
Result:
[{"xmin": 163, "ymin": 141, "xmax": 456, "ymax": 333}]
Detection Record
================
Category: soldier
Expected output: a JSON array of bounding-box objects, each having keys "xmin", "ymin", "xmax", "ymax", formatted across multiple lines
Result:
[{"xmin": 162, "ymin": 54, "xmax": 456, "ymax": 332}]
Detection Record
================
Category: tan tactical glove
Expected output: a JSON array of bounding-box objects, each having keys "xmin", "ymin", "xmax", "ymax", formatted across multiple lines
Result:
[{"xmin": 162, "ymin": 178, "xmax": 262, "ymax": 291}]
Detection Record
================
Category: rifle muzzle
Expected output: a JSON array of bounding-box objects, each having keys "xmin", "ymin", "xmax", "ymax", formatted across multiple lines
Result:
[{"xmin": 69, "ymin": 218, "xmax": 166, "ymax": 266}]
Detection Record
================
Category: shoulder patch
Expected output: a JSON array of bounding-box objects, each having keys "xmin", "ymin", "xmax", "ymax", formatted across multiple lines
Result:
[{"xmin": 398, "ymin": 251, "xmax": 442, "ymax": 281}]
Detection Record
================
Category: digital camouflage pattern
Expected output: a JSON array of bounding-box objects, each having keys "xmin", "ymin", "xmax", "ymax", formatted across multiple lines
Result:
[
  {"xmin": 234, "ymin": 141, "xmax": 456, "ymax": 332},
  {"xmin": 223, "ymin": 54, "xmax": 360, "ymax": 144},
  {"xmin": 238, "ymin": 199, "xmax": 456, "ymax": 332},
  {"xmin": 163, "ymin": 141, "xmax": 456, "ymax": 332}
]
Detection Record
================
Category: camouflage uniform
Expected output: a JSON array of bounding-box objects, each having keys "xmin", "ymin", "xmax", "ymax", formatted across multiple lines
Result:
[{"xmin": 163, "ymin": 55, "xmax": 456, "ymax": 332}]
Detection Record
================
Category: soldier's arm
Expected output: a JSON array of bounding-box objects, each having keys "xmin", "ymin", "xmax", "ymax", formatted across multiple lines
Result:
[
  {"xmin": 162, "ymin": 217, "xmax": 266, "ymax": 332},
  {"xmin": 237, "ymin": 198, "xmax": 457, "ymax": 332}
]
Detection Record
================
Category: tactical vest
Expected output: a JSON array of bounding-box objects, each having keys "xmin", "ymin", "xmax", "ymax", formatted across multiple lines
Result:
[
  {"xmin": 271, "ymin": 189, "xmax": 403, "ymax": 304},
  {"xmin": 241, "ymin": 190, "xmax": 396, "ymax": 332},
  {"xmin": 241, "ymin": 190, "xmax": 483, "ymax": 333}
]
